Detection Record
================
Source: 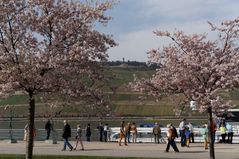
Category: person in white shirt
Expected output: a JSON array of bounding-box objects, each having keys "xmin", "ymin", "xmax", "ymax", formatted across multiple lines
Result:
[
  {"xmin": 226, "ymin": 123, "xmax": 233, "ymax": 144},
  {"xmin": 103, "ymin": 123, "xmax": 109, "ymax": 142},
  {"xmin": 178, "ymin": 118, "xmax": 186, "ymax": 147}
]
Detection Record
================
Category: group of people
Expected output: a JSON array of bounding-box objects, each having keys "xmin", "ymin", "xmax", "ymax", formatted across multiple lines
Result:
[
  {"xmin": 22, "ymin": 117, "xmax": 235, "ymax": 152},
  {"xmin": 201, "ymin": 118, "xmax": 234, "ymax": 150},
  {"xmin": 116, "ymin": 119, "xmax": 193, "ymax": 152},
  {"xmin": 178, "ymin": 118, "xmax": 194, "ymax": 148},
  {"xmin": 152, "ymin": 118, "xmax": 193, "ymax": 153},
  {"xmin": 62, "ymin": 118, "xmax": 235, "ymax": 152},
  {"xmin": 62, "ymin": 120, "xmax": 113, "ymax": 151},
  {"xmin": 218, "ymin": 119, "xmax": 234, "ymax": 144},
  {"xmin": 118, "ymin": 121, "xmax": 137, "ymax": 146},
  {"xmin": 61, "ymin": 120, "xmax": 84, "ymax": 151},
  {"xmin": 96, "ymin": 122, "xmax": 110, "ymax": 142}
]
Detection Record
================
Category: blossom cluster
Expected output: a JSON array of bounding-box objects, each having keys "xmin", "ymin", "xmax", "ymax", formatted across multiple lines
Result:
[{"xmin": 131, "ymin": 17, "xmax": 239, "ymax": 113}]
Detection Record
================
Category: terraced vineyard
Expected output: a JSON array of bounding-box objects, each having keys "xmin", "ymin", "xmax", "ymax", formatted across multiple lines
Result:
[{"xmin": 0, "ymin": 66, "xmax": 239, "ymax": 118}]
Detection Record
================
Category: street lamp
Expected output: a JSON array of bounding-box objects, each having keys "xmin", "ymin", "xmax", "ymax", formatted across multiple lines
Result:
[{"xmin": 4, "ymin": 105, "xmax": 17, "ymax": 143}]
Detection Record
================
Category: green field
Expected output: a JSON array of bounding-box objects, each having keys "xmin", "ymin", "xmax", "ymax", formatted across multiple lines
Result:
[{"xmin": 0, "ymin": 66, "xmax": 239, "ymax": 119}]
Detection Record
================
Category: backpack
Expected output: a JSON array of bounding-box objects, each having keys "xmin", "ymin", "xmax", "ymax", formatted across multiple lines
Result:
[{"xmin": 172, "ymin": 126, "xmax": 178, "ymax": 138}]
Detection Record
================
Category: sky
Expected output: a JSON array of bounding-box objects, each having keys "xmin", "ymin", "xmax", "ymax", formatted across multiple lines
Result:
[{"xmin": 99, "ymin": 0, "xmax": 239, "ymax": 62}]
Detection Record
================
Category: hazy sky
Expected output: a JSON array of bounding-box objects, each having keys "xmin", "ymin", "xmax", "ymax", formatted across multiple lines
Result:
[{"xmin": 100, "ymin": 0, "xmax": 239, "ymax": 62}]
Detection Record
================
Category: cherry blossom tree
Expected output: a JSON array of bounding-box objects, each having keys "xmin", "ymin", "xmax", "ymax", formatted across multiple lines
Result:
[
  {"xmin": 131, "ymin": 18, "xmax": 239, "ymax": 159},
  {"xmin": 0, "ymin": 1, "xmax": 116, "ymax": 159}
]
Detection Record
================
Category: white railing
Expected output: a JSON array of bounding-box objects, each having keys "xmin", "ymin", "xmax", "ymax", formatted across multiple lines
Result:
[
  {"xmin": 1, "ymin": 125, "xmax": 239, "ymax": 143},
  {"xmin": 110, "ymin": 126, "xmax": 239, "ymax": 143}
]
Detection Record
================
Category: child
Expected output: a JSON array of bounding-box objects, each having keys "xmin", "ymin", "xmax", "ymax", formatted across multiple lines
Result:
[{"xmin": 185, "ymin": 126, "xmax": 191, "ymax": 147}]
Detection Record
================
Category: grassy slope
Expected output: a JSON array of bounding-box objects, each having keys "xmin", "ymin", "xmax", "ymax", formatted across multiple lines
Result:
[{"xmin": 0, "ymin": 66, "xmax": 239, "ymax": 118}]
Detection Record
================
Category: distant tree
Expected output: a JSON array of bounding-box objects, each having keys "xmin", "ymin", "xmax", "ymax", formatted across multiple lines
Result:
[
  {"xmin": 0, "ymin": 1, "xmax": 116, "ymax": 159},
  {"xmin": 131, "ymin": 18, "xmax": 239, "ymax": 159}
]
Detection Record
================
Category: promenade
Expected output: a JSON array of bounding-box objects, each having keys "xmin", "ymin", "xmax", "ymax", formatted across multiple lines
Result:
[{"xmin": 0, "ymin": 141, "xmax": 239, "ymax": 159}]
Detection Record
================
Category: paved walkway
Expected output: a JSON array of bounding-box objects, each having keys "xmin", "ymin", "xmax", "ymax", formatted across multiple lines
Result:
[{"xmin": 0, "ymin": 141, "xmax": 239, "ymax": 159}]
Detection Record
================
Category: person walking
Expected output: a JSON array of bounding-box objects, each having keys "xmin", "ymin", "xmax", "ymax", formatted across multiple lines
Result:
[
  {"xmin": 45, "ymin": 119, "xmax": 52, "ymax": 140},
  {"xmin": 226, "ymin": 122, "xmax": 233, "ymax": 144},
  {"xmin": 153, "ymin": 122, "xmax": 161, "ymax": 144},
  {"xmin": 131, "ymin": 122, "xmax": 137, "ymax": 143},
  {"xmin": 74, "ymin": 124, "xmax": 84, "ymax": 151},
  {"xmin": 165, "ymin": 123, "xmax": 179, "ymax": 153},
  {"xmin": 62, "ymin": 120, "xmax": 73, "ymax": 151},
  {"xmin": 23, "ymin": 123, "xmax": 36, "ymax": 144},
  {"xmin": 119, "ymin": 121, "xmax": 127, "ymax": 146},
  {"xmin": 201, "ymin": 124, "xmax": 209, "ymax": 150},
  {"xmin": 86, "ymin": 123, "xmax": 91, "ymax": 142},
  {"xmin": 179, "ymin": 118, "xmax": 186, "ymax": 147},
  {"xmin": 23, "ymin": 123, "xmax": 29, "ymax": 141}
]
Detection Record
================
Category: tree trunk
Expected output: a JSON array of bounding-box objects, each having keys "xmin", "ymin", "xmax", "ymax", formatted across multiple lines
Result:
[
  {"xmin": 26, "ymin": 97, "xmax": 35, "ymax": 159},
  {"xmin": 207, "ymin": 106, "xmax": 215, "ymax": 159}
]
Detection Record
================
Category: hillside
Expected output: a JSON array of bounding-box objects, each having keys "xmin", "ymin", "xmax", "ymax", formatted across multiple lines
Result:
[{"xmin": 0, "ymin": 66, "xmax": 239, "ymax": 118}]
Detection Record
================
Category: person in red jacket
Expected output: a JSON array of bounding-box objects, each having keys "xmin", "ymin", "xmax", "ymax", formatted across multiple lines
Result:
[{"xmin": 211, "ymin": 120, "xmax": 217, "ymax": 143}]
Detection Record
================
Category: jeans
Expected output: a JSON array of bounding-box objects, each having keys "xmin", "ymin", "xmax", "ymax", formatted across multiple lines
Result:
[
  {"xmin": 104, "ymin": 131, "xmax": 108, "ymax": 142},
  {"xmin": 126, "ymin": 132, "xmax": 131, "ymax": 143},
  {"xmin": 46, "ymin": 130, "xmax": 51, "ymax": 140},
  {"xmin": 63, "ymin": 138, "xmax": 73, "ymax": 150},
  {"xmin": 179, "ymin": 130, "xmax": 186, "ymax": 146},
  {"xmin": 190, "ymin": 133, "xmax": 194, "ymax": 143},
  {"xmin": 227, "ymin": 132, "xmax": 233, "ymax": 144}
]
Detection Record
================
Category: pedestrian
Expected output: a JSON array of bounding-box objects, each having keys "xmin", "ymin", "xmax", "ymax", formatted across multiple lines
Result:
[
  {"xmin": 23, "ymin": 123, "xmax": 36, "ymax": 143},
  {"xmin": 103, "ymin": 123, "xmax": 109, "ymax": 142},
  {"xmin": 23, "ymin": 123, "xmax": 29, "ymax": 141},
  {"xmin": 188, "ymin": 122, "xmax": 194, "ymax": 143},
  {"xmin": 201, "ymin": 124, "xmax": 209, "ymax": 150},
  {"xmin": 131, "ymin": 122, "xmax": 137, "ymax": 143},
  {"xmin": 119, "ymin": 121, "xmax": 127, "ymax": 146},
  {"xmin": 226, "ymin": 122, "xmax": 233, "ymax": 144},
  {"xmin": 45, "ymin": 119, "xmax": 52, "ymax": 140},
  {"xmin": 179, "ymin": 118, "xmax": 186, "ymax": 147},
  {"xmin": 74, "ymin": 124, "xmax": 84, "ymax": 151},
  {"xmin": 165, "ymin": 123, "xmax": 179, "ymax": 153},
  {"xmin": 86, "ymin": 123, "xmax": 91, "ymax": 142},
  {"xmin": 107, "ymin": 127, "xmax": 112, "ymax": 142},
  {"xmin": 211, "ymin": 120, "xmax": 217, "ymax": 143},
  {"xmin": 219, "ymin": 123, "xmax": 227, "ymax": 143},
  {"xmin": 185, "ymin": 126, "xmax": 190, "ymax": 147},
  {"xmin": 97, "ymin": 122, "xmax": 104, "ymax": 142},
  {"xmin": 62, "ymin": 120, "xmax": 73, "ymax": 151},
  {"xmin": 153, "ymin": 122, "xmax": 161, "ymax": 144},
  {"xmin": 125, "ymin": 122, "xmax": 131, "ymax": 143}
]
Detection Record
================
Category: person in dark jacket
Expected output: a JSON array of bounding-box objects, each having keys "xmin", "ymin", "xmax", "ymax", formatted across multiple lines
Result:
[
  {"xmin": 45, "ymin": 119, "xmax": 52, "ymax": 140},
  {"xmin": 62, "ymin": 120, "xmax": 73, "ymax": 151},
  {"xmin": 86, "ymin": 123, "xmax": 91, "ymax": 142},
  {"xmin": 97, "ymin": 122, "xmax": 104, "ymax": 142},
  {"xmin": 153, "ymin": 122, "xmax": 161, "ymax": 144}
]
